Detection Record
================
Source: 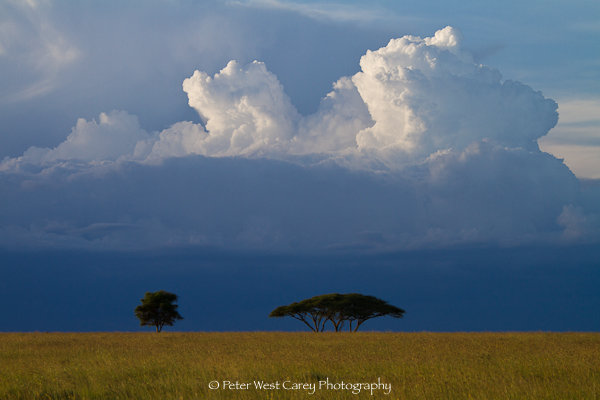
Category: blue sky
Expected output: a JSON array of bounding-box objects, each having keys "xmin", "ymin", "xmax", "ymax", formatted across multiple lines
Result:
[
  {"xmin": 2, "ymin": 246, "xmax": 599, "ymax": 332},
  {"xmin": 0, "ymin": 0, "xmax": 599, "ymax": 331}
]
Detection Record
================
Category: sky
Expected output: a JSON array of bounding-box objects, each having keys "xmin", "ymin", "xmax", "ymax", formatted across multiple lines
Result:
[
  {"xmin": 1, "ymin": 0, "xmax": 599, "ymax": 331},
  {"xmin": 2, "ymin": 246, "xmax": 599, "ymax": 332}
]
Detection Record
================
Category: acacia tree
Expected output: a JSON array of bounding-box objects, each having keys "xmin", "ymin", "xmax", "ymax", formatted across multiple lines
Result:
[
  {"xmin": 336, "ymin": 293, "xmax": 405, "ymax": 332},
  {"xmin": 269, "ymin": 295, "xmax": 340, "ymax": 332},
  {"xmin": 269, "ymin": 293, "xmax": 404, "ymax": 332},
  {"xmin": 134, "ymin": 290, "xmax": 183, "ymax": 332}
]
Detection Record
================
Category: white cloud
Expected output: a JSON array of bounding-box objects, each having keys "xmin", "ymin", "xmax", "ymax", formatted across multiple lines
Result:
[
  {"xmin": 294, "ymin": 76, "xmax": 372, "ymax": 154},
  {"xmin": 146, "ymin": 26, "xmax": 559, "ymax": 169},
  {"xmin": 181, "ymin": 60, "xmax": 299, "ymax": 157},
  {"xmin": 1, "ymin": 26, "xmax": 598, "ymax": 251},
  {"xmin": 351, "ymin": 26, "xmax": 558, "ymax": 168},
  {"xmin": 1, "ymin": 111, "xmax": 149, "ymax": 170},
  {"xmin": 143, "ymin": 121, "xmax": 208, "ymax": 162}
]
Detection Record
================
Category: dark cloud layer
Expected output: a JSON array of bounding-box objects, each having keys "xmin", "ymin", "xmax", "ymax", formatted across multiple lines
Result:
[{"xmin": 0, "ymin": 152, "xmax": 595, "ymax": 251}]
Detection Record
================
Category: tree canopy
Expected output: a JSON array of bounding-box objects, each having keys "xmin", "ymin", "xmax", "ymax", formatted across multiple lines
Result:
[
  {"xmin": 134, "ymin": 290, "xmax": 183, "ymax": 332},
  {"xmin": 269, "ymin": 293, "xmax": 404, "ymax": 332}
]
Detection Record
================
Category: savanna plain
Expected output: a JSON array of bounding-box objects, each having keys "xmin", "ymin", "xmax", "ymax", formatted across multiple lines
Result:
[{"xmin": 1, "ymin": 332, "xmax": 599, "ymax": 399}]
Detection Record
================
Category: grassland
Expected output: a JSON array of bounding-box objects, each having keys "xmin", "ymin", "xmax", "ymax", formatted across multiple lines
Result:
[{"xmin": 0, "ymin": 332, "xmax": 598, "ymax": 399}]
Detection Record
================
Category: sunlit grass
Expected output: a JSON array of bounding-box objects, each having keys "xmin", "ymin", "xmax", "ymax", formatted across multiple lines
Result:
[{"xmin": 0, "ymin": 332, "xmax": 598, "ymax": 399}]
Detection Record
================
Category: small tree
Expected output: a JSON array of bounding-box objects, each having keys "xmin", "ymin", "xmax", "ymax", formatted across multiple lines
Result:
[
  {"xmin": 269, "ymin": 293, "xmax": 404, "ymax": 332},
  {"xmin": 134, "ymin": 290, "xmax": 183, "ymax": 332}
]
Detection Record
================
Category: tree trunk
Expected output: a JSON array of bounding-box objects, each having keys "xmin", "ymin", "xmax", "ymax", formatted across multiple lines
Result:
[
  {"xmin": 320, "ymin": 319, "xmax": 328, "ymax": 332},
  {"xmin": 311, "ymin": 315, "xmax": 319, "ymax": 331},
  {"xmin": 291, "ymin": 315, "xmax": 317, "ymax": 332},
  {"xmin": 353, "ymin": 320, "xmax": 365, "ymax": 332},
  {"xmin": 332, "ymin": 319, "xmax": 344, "ymax": 332}
]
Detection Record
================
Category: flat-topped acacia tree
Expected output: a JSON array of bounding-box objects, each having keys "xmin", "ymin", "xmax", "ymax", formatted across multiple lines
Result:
[
  {"xmin": 134, "ymin": 290, "xmax": 183, "ymax": 333},
  {"xmin": 269, "ymin": 293, "xmax": 405, "ymax": 332},
  {"xmin": 269, "ymin": 294, "xmax": 339, "ymax": 332}
]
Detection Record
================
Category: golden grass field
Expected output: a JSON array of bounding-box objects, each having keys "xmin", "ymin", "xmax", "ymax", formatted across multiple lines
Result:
[{"xmin": 0, "ymin": 332, "xmax": 598, "ymax": 399}]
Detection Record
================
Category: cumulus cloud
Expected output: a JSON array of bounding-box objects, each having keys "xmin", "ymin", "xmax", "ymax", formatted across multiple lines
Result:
[
  {"xmin": 352, "ymin": 26, "xmax": 558, "ymax": 167},
  {"xmin": 148, "ymin": 26, "xmax": 557, "ymax": 169},
  {"xmin": 181, "ymin": 60, "xmax": 299, "ymax": 157},
  {"xmin": 1, "ymin": 26, "xmax": 598, "ymax": 251},
  {"xmin": 2, "ymin": 26, "xmax": 560, "ymax": 168},
  {"xmin": 1, "ymin": 111, "xmax": 149, "ymax": 171},
  {"xmin": 294, "ymin": 76, "xmax": 372, "ymax": 154}
]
